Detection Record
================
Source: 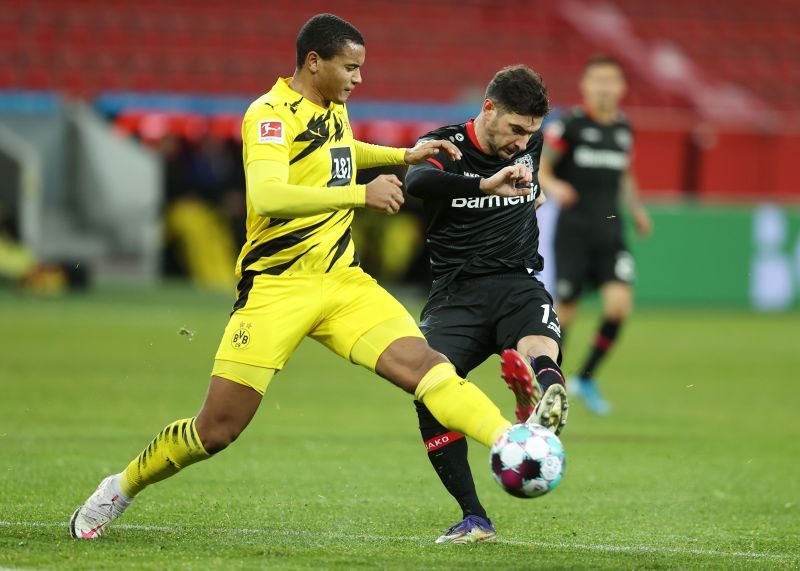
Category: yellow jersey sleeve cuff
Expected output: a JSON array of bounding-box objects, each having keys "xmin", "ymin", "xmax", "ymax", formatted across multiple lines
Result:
[
  {"xmin": 352, "ymin": 184, "xmax": 367, "ymax": 208},
  {"xmin": 390, "ymin": 147, "xmax": 407, "ymax": 164}
]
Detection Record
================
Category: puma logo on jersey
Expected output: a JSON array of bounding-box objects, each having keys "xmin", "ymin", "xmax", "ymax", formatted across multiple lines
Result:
[{"xmin": 259, "ymin": 120, "xmax": 284, "ymax": 144}]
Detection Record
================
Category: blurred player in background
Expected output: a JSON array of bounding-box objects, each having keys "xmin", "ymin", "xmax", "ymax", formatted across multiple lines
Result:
[
  {"xmin": 69, "ymin": 13, "xmax": 519, "ymax": 539},
  {"xmin": 405, "ymin": 65, "xmax": 567, "ymax": 544},
  {"xmin": 539, "ymin": 56, "xmax": 652, "ymax": 414}
]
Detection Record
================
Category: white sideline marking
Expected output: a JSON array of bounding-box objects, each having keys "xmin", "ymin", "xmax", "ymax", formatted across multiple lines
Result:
[{"xmin": 0, "ymin": 520, "xmax": 793, "ymax": 562}]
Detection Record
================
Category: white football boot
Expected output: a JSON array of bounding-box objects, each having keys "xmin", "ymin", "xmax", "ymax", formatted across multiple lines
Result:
[{"xmin": 69, "ymin": 474, "xmax": 132, "ymax": 539}]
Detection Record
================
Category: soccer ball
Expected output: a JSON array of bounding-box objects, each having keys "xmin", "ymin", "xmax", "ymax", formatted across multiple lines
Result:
[{"xmin": 489, "ymin": 423, "xmax": 566, "ymax": 498}]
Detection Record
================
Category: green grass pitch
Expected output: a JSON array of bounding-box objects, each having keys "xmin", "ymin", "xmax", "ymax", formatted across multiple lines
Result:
[{"xmin": 1, "ymin": 286, "xmax": 798, "ymax": 569}]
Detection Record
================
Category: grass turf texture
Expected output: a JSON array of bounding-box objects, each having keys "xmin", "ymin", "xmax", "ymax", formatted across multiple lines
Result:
[{"xmin": 0, "ymin": 286, "xmax": 798, "ymax": 570}]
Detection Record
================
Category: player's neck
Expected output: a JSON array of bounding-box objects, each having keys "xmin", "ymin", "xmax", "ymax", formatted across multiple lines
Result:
[
  {"xmin": 289, "ymin": 74, "xmax": 330, "ymax": 109},
  {"xmin": 584, "ymin": 103, "xmax": 617, "ymax": 124},
  {"xmin": 471, "ymin": 114, "xmax": 495, "ymax": 156}
]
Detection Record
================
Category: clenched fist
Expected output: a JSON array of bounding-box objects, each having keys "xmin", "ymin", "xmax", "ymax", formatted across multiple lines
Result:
[{"xmin": 366, "ymin": 174, "xmax": 405, "ymax": 215}]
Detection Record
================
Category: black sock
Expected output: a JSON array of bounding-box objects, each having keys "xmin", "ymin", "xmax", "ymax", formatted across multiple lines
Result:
[
  {"xmin": 414, "ymin": 400, "xmax": 488, "ymax": 521},
  {"xmin": 579, "ymin": 318, "xmax": 622, "ymax": 379},
  {"xmin": 531, "ymin": 355, "xmax": 566, "ymax": 392}
]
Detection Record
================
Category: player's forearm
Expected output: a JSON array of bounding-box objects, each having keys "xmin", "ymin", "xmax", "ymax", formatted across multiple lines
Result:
[
  {"xmin": 405, "ymin": 165, "xmax": 484, "ymax": 199},
  {"xmin": 623, "ymin": 171, "xmax": 644, "ymax": 211},
  {"xmin": 353, "ymin": 141, "xmax": 407, "ymax": 168},
  {"xmin": 246, "ymin": 160, "xmax": 365, "ymax": 217}
]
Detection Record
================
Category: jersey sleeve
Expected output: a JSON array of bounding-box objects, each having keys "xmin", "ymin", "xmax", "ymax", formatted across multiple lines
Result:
[
  {"xmin": 242, "ymin": 103, "xmax": 297, "ymax": 166},
  {"xmin": 415, "ymin": 135, "xmax": 458, "ymax": 172},
  {"xmin": 405, "ymin": 135, "xmax": 483, "ymax": 200},
  {"xmin": 246, "ymin": 160, "xmax": 365, "ymax": 217},
  {"xmin": 353, "ymin": 140, "xmax": 407, "ymax": 168}
]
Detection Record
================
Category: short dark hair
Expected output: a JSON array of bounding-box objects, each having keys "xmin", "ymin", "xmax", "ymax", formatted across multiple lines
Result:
[
  {"xmin": 584, "ymin": 54, "xmax": 625, "ymax": 76},
  {"xmin": 485, "ymin": 65, "xmax": 550, "ymax": 118},
  {"xmin": 295, "ymin": 14, "xmax": 365, "ymax": 69}
]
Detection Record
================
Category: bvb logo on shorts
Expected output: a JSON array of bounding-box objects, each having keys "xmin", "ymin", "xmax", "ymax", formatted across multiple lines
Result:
[{"xmin": 231, "ymin": 322, "xmax": 253, "ymax": 349}]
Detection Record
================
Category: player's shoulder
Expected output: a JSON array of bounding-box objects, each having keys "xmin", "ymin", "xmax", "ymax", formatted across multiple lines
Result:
[
  {"xmin": 245, "ymin": 91, "xmax": 295, "ymax": 121},
  {"xmin": 417, "ymin": 122, "xmax": 467, "ymax": 144},
  {"xmin": 243, "ymin": 89, "xmax": 303, "ymax": 144}
]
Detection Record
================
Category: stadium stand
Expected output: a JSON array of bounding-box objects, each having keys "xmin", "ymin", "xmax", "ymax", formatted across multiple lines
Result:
[{"xmin": 3, "ymin": 0, "xmax": 800, "ymax": 201}]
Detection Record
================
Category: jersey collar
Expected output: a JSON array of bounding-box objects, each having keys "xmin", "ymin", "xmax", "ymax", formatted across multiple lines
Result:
[
  {"xmin": 273, "ymin": 77, "xmax": 336, "ymax": 113},
  {"xmin": 465, "ymin": 118, "xmax": 488, "ymax": 154}
]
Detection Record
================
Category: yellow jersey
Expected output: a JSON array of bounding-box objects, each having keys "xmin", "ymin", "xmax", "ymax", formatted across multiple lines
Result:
[{"xmin": 239, "ymin": 77, "xmax": 404, "ymax": 279}]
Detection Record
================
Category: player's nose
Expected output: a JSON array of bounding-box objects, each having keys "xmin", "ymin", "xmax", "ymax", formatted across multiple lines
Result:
[{"xmin": 352, "ymin": 70, "xmax": 362, "ymax": 85}]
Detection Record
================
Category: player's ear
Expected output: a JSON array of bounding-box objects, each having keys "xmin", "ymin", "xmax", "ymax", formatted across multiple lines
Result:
[
  {"xmin": 483, "ymin": 99, "xmax": 495, "ymax": 115},
  {"xmin": 307, "ymin": 51, "xmax": 320, "ymax": 73}
]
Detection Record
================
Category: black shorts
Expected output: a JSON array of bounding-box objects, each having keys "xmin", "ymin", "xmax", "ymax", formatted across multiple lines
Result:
[
  {"xmin": 554, "ymin": 217, "xmax": 634, "ymax": 303},
  {"xmin": 420, "ymin": 270, "xmax": 562, "ymax": 377}
]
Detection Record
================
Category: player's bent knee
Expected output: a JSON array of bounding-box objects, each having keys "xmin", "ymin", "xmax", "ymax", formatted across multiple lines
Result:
[
  {"xmin": 195, "ymin": 414, "xmax": 244, "ymax": 454},
  {"xmin": 194, "ymin": 372, "xmax": 265, "ymax": 454},
  {"xmin": 517, "ymin": 335, "xmax": 559, "ymax": 360},
  {"xmin": 376, "ymin": 337, "xmax": 448, "ymax": 394}
]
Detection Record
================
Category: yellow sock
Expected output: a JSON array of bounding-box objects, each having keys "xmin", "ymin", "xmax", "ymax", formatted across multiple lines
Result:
[
  {"xmin": 415, "ymin": 363, "xmax": 512, "ymax": 448},
  {"xmin": 120, "ymin": 417, "xmax": 210, "ymax": 498}
]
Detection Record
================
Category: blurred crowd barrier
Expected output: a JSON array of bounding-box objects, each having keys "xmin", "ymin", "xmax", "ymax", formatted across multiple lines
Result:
[
  {"xmin": 2, "ymin": 93, "xmax": 800, "ymax": 311},
  {"xmin": 2, "ymin": 0, "xmax": 800, "ymax": 306}
]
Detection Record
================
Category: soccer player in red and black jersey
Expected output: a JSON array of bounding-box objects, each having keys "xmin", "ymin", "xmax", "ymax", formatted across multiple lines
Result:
[
  {"xmin": 539, "ymin": 56, "xmax": 652, "ymax": 414},
  {"xmin": 405, "ymin": 65, "xmax": 568, "ymax": 544}
]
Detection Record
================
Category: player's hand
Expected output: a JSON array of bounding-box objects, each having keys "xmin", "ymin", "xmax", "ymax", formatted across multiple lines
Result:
[
  {"xmin": 548, "ymin": 179, "xmax": 578, "ymax": 207},
  {"xmin": 534, "ymin": 191, "xmax": 547, "ymax": 210},
  {"xmin": 365, "ymin": 174, "xmax": 405, "ymax": 215},
  {"xmin": 404, "ymin": 140, "xmax": 462, "ymax": 165},
  {"xmin": 479, "ymin": 164, "xmax": 533, "ymax": 197},
  {"xmin": 633, "ymin": 206, "xmax": 653, "ymax": 238}
]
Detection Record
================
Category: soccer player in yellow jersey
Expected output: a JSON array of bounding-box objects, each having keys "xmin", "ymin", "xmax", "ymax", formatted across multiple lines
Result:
[{"xmin": 70, "ymin": 13, "xmax": 531, "ymax": 539}]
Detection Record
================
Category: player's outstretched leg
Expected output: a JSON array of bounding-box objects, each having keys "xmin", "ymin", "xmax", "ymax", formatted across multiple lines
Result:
[
  {"xmin": 70, "ymin": 375, "xmax": 263, "ymax": 538},
  {"xmin": 414, "ymin": 400, "xmax": 496, "ymax": 544},
  {"xmin": 376, "ymin": 337, "xmax": 511, "ymax": 448}
]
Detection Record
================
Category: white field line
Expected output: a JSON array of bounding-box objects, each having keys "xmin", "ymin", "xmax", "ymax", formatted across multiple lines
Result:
[{"xmin": 0, "ymin": 520, "xmax": 794, "ymax": 562}]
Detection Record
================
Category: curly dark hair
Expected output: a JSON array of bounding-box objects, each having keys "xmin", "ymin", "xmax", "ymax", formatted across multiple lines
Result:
[
  {"xmin": 485, "ymin": 65, "xmax": 550, "ymax": 118},
  {"xmin": 296, "ymin": 14, "xmax": 364, "ymax": 69}
]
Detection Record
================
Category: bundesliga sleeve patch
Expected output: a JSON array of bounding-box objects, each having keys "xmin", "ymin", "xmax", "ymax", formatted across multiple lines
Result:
[{"xmin": 258, "ymin": 120, "xmax": 284, "ymax": 144}]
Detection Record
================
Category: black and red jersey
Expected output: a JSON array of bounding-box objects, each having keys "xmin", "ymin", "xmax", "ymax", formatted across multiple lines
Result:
[
  {"xmin": 544, "ymin": 106, "xmax": 633, "ymax": 224},
  {"xmin": 406, "ymin": 119, "xmax": 544, "ymax": 285}
]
